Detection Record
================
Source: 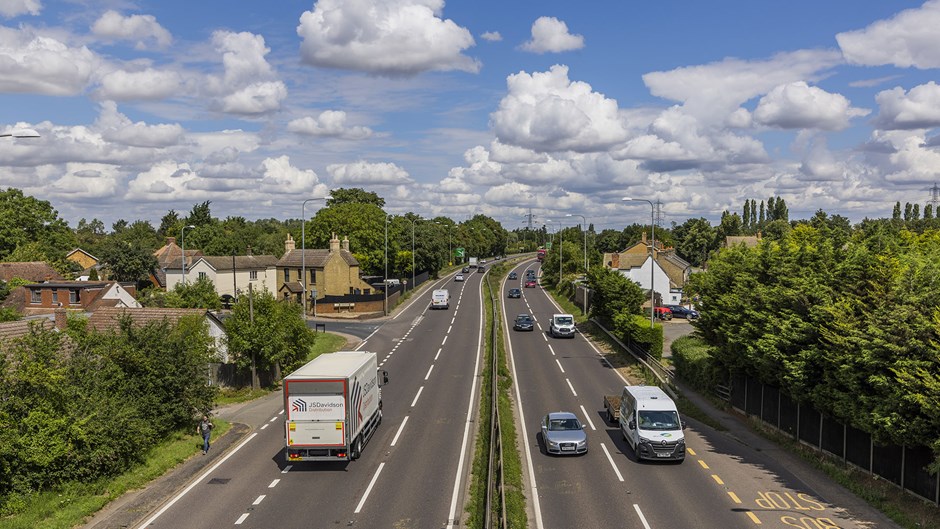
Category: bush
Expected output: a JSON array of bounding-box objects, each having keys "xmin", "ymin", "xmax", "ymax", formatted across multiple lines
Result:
[
  {"xmin": 613, "ymin": 311, "xmax": 664, "ymax": 360},
  {"xmin": 672, "ymin": 335, "xmax": 723, "ymax": 392}
]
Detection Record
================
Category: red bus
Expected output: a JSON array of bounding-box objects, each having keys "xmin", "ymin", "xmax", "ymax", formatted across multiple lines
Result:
[{"xmin": 537, "ymin": 248, "xmax": 546, "ymax": 262}]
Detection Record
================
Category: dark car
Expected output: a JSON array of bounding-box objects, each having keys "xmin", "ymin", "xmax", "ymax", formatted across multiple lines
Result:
[
  {"xmin": 477, "ymin": 266, "xmax": 486, "ymax": 273},
  {"xmin": 513, "ymin": 313, "xmax": 534, "ymax": 331},
  {"xmin": 508, "ymin": 272, "xmax": 518, "ymax": 280},
  {"xmin": 524, "ymin": 279, "xmax": 537, "ymax": 288},
  {"xmin": 507, "ymin": 288, "xmax": 522, "ymax": 298},
  {"xmin": 462, "ymin": 266, "xmax": 470, "ymax": 273},
  {"xmin": 665, "ymin": 305, "xmax": 699, "ymax": 319}
]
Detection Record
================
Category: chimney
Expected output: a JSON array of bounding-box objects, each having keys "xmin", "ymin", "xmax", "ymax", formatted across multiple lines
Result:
[
  {"xmin": 285, "ymin": 233, "xmax": 296, "ymax": 252},
  {"xmin": 341, "ymin": 236, "xmax": 350, "ymax": 252},
  {"xmin": 757, "ymin": 231, "xmax": 762, "ymax": 239},
  {"xmin": 54, "ymin": 307, "xmax": 67, "ymax": 330},
  {"xmin": 246, "ymin": 245, "xmax": 252, "ymax": 256},
  {"xmin": 641, "ymin": 231, "xmax": 647, "ymax": 244},
  {"xmin": 329, "ymin": 232, "xmax": 340, "ymax": 253},
  {"xmin": 167, "ymin": 236, "xmax": 176, "ymax": 245},
  {"xmin": 611, "ymin": 253, "xmax": 620, "ymax": 269}
]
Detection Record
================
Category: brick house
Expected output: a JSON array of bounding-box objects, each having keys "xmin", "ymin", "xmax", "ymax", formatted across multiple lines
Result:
[
  {"xmin": 151, "ymin": 237, "xmax": 203, "ymax": 289},
  {"xmin": 602, "ymin": 232, "xmax": 692, "ymax": 305},
  {"xmin": 10, "ymin": 280, "xmax": 141, "ymax": 316}
]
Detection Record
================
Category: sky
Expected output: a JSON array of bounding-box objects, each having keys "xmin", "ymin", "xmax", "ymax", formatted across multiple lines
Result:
[{"xmin": 2, "ymin": 0, "xmax": 940, "ymax": 232}]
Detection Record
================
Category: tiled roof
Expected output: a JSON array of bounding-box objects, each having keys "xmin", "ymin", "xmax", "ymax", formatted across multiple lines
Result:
[
  {"xmin": 153, "ymin": 239, "xmax": 202, "ymax": 269},
  {"xmin": 280, "ymin": 281, "xmax": 304, "ymax": 293},
  {"xmin": 277, "ymin": 249, "xmax": 358, "ymax": 268},
  {"xmin": 0, "ymin": 262, "xmax": 63, "ymax": 282},
  {"xmin": 66, "ymin": 248, "xmax": 99, "ymax": 261},
  {"xmin": 88, "ymin": 307, "xmax": 209, "ymax": 332},
  {"xmin": 197, "ymin": 255, "xmax": 279, "ymax": 270},
  {"xmin": 0, "ymin": 319, "xmax": 53, "ymax": 342}
]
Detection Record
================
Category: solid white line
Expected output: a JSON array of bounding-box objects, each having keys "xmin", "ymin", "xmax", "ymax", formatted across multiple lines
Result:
[
  {"xmin": 441, "ymin": 335, "xmax": 448, "ymax": 345},
  {"xmin": 235, "ymin": 513, "xmax": 249, "ymax": 525},
  {"xmin": 634, "ymin": 504, "xmax": 652, "ymax": 529},
  {"xmin": 354, "ymin": 462, "xmax": 385, "ymax": 513},
  {"xmin": 435, "ymin": 348, "xmax": 442, "ymax": 360},
  {"xmin": 547, "ymin": 344, "xmax": 555, "ymax": 356},
  {"xmin": 555, "ymin": 358, "xmax": 565, "ymax": 373},
  {"xmin": 391, "ymin": 416, "xmax": 409, "ymax": 446},
  {"xmin": 424, "ymin": 364, "xmax": 434, "ymax": 380},
  {"xmin": 260, "ymin": 423, "xmax": 268, "ymax": 430},
  {"xmin": 135, "ymin": 433, "xmax": 259, "ymax": 529},
  {"xmin": 579, "ymin": 405, "xmax": 596, "ymax": 431},
  {"xmin": 411, "ymin": 386, "xmax": 424, "ymax": 407},
  {"xmin": 566, "ymin": 378, "xmax": 577, "ymax": 396},
  {"xmin": 252, "ymin": 495, "xmax": 265, "ymax": 505},
  {"xmin": 268, "ymin": 479, "xmax": 280, "ymax": 488},
  {"xmin": 602, "ymin": 443, "xmax": 625, "ymax": 482},
  {"xmin": 281, "ymin": 465, "xmax": 292, "ymax": 473}
]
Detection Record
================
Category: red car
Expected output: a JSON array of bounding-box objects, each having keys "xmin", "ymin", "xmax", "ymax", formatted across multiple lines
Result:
[
  {"xmin": 524, "ymin": 279, "xmax": 537, "ymax": 288},
  {"xmin": 653, "ymin": 307, "xmax": 673, "ymax": 321}
]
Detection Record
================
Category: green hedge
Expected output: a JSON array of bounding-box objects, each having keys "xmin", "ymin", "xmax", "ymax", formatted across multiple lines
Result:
[
  {"xmin": 613, "ymin": 312, "xmax": 664, "ymax": 360},
  {"xmin": 671, "ymin": 335, "xmax": 723, "ymax": 392}
]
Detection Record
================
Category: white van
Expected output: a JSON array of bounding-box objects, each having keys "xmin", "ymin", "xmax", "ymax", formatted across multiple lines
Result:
[
  {"xmin": 431, "ymin": 289, "xmax": 450, "ymax": 309},
  {"xmin": 618, "ymin": 385, "xmax": 685, "ymax": 462},
  {"xmin": 549, "ymin": 314, "xmax": 575, "ymax": 338}
]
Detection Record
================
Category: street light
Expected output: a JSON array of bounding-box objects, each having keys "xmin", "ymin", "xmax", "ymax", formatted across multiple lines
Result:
[
  {"xmin": 566, "ymin": 214, "xmax": 588, "ymax": 274},
  {"xmin": 181, "ymin": 224, "xmax": 195, "ymax": 285},
  {"xmin": 301, "ymin": 195, "xmax": 332, "ymax": 315},
  {"xmin": 409, "ymin": 218, "xmax": 420, "ymax": 292},
  {"xmin": 0, "ymin": 128, "xmax": 40, "ymax": 139},
  {"xmin": 623, "ymin": 197, "xmax": 655, "ymax": 328},
  {"xmin": 384, "ymin": 214, "xmax": 392, "ymax": 316}
]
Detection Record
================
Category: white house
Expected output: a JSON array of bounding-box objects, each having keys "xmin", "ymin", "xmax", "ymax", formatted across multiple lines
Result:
[
  {"xmin": 165, "ymin": 254, "xmax": 278, "ymax": 298},
  {"xmin": 618, "ymin": 255, "xmax": 683, "ymax": 306}
]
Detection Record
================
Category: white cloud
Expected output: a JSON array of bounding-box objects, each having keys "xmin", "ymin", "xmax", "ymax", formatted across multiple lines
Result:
[
  {"xmin": 200, "ymin": 31, "xmax": 286, "ymax": 114},
  {"xmin": 126, "ymin": 160, "xmax": 199, "ymax": 200},
  {"xmin": 0, "ymin": 27, "xmax": 99, "ymax": 96},
  {"xmin": 287, "ymin": 110, "xmax": 373, "ymax": 139},
  {"xmin": 490, "ymin": 65, "xmax": 629, "ymax": 152},
  {"xmin": 259, "ymin": 156, "xmax": 329, "ymax": 195},
  {"xmin": 520, "ymin": 16, "xmax": 584, "ymax": 54},
  {"xmin": 96, "ymin": 68, "xmax": 183, "ymax": 101},
  {"xmin": 873, "ymin": 81, "xmax": 940, "ymax": 130},
  {"xmin": 46, "ymin": 163, "xmax": 121, "ymax": 199},
  {"xmin": 94, "ymin": 102, "xmax": 184, "ymax": 148},
  {"xmin": 480, "ymin": 31, "xmax": 502, "ymax": 42},
  {"xmin": 219, "ymin": 81, "xmax": 287, "ymax": 114},
  {"xmin": 836, "ymin": 0, "xmax": 940, "ymax": 69},
  {"xmin": 753, "ymin": 82, "xmax": 869, "ymax": 130},
  {"xmin": 327, "ymin": 161, "xmax": 412, "ymax": 185},
  {"xmin": 446, "ymin": 146, "xmax": 504, "ymax": 185},
  {"xmin": 91, "ymin": 10, "xmax": 172, "ymax": 49},
  {"xmin": 0, "ymin": 0, "xmax": 41, "ymax": 18},
  {"xmin": 297, "ymin": 0, "xmax": 479, "ymax": 75},
  {"xmin": 799, "ymin": 138, "xmax": 847, "ymax": 182}
]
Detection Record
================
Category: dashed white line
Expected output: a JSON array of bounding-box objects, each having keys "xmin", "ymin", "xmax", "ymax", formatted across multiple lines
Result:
[
  {"xmin": 269, "ymin": 416, "xmax": 278, "ymax": 422},
  {"xmin": 579, "ymin": 405, "xmax": 596, "ymax": 431},
  {"xmin": 252, "ymin": 495, "xmax": 265, "ymax": 505},
  {"xmin": 435, "ymin": 348, "xmax": 442, "ymax": 360},
  {"xmin": 391, "ymin": 416, "xmax": 409, "ymax": 446},
  {"xmin": 447, "ymin": 325, "xmax": 452, "ymax": 333},
  {"xmin": 451, "ymin": 317, "xmax": 456, "ymax": 325},
  {"xmin": 278, "ymin": 410, "xmax": 284, "ymax": 415},
  {"xmin": 411, "ymin": 386, "xmax": 424, "ymax": 407},
  {"xmin": 424, "ymin": 364, "xmax": 434, "ymax": 380},
  {"xmin": 601, "ymin": 443, "xmax": 625, "ymax": 482},
  {"xmin": 268, "ymin": 479, "xmax": 280, "ymax": 488},
  {"xmin": 566, "ymin": 378, "xmax": 577, "ymax": 396},
  {"xmin": 634, "ymin": 504, "xmax": 652, "ymax": 529},
  {"xmin": 354, "ymin": 462, "xmax": 386, "ymax": 513},
  {"xmin": 235, "ymin": 513, "xmax": 250, "ymax": 525},
  {"xmin": 547, "ymin": 344, "xmax": 555, "ymax": 356},
  {"xmin": 441, "ymin": 335, "xmax": 448, "ymax": 345},
  {"xmin": 555, "ymin": 359, "xmax": 565, "ymax": 373},
  {"xmin": 260, "ymin": 423, "xmax": 268, "ymax": 430},
  {"xmin": 281, "ymin": 465, "xmax": 292, "ymax": 473}
]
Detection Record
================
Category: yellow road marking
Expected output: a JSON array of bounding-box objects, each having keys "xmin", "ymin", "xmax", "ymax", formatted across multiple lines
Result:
[
  {"xmin": 711, "ymin": 474, "xmax": 724, "ymax": 485},
  {"xmin": 687, "ymin": 448, "xmax": 696, "ymax": 456},
  {"xmin": 727, "ymin": 491, "xmax": 742, "ymax": 504},
  {"xmin": 698, "ymin": 459, "xmax": 710, "ymax": 469},
  {"xmin": 746, "ymin": 511, "xmax": 762, "ymax": 525}
]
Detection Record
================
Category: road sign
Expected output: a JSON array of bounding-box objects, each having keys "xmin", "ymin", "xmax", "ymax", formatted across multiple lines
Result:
[{"xmin": 455, "ymin": 247, "xmax": 465, "ymax": 257}]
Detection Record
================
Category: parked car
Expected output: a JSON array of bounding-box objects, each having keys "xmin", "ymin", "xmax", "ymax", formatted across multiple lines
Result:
[
  {"xmin": 665, "ymin": 304, "xmax": 699, "ymax": 319},
  {"xmin": 507, "ymin": 288, "xmax": 522, "ymax": 298},
  {"xmin": 508, "ymin": 272, "xmax": 518, "ymax": 280},
  {"xmin": 524, "ymin": 279, "xmax": 537, "ymax": 288},
  {"xmin": 513, "ymin": 313, "xmax": 534, "ymax": 331},
  {"xmin": 653, "ymin": 307, "xmax": 673, "ymax": 321},
  {"xmin": 540, "ymin": 412, "xmax": 587, "ymax": 455},
  {"xmin": 455, "ymin": 274, "xmax": 464, "ymax": 282}
]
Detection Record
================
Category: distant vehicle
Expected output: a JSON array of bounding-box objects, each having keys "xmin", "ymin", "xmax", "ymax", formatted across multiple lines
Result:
[
  {"xmin": 495, "ymin": 256, "xmax": 502, "ymax": 260},
  {"xmin": 462, "ymin": 266, "xmax": 470, "ymax": 273},
  {"xmin": 477, "ymin": 266, "xmax": 486, "ymax": 273},
  {"xmin": 480, "ymin": 259, "xmax": 487, "ymax": 265},
  {"xmin": 653, "ymin": 307, "xmax": 673, "ymax": 321},
  {"xmin": 540, "ymin": 412, "xmax": 587, "ymax": 455},
  {"xmin": 469, "ymin": 257, "xmax": 479, "ymax": 268},
  {"xmin": 455, "ymin": 274, "xmax": 464, "ymax": 282},
  {"xmin": 526, "ymin": 269, "xmax": 537, "ymax": 278},
  {"xmin": 549, "ymin": 313, "xmax": 576, "ymax": 338},
  {"xmin": 283, "ymin": 352, "xmax": 388, "ymax": 462},
  {"xmin": 524, "ymin": 279, "xmax": 537, "ymax": 288},
  {"xmin": 537, "ymin": 248, "xmax": 547, "ymax": 262},
  {"xmin": 431, "ymin": 289, "xmax": 450, "ymax": 309},
  {"xmin": 513, "ymin": 313, "xmax": 534, "ymax": 331},
  {"xmin": 507, "ymin": 288, "xmax": 522, "ymax": 298},
  {"xmin": 508, "ymin": 272, "xmax": 518, "ymax": 280},
  {"xmin": 665, "ymin": 305, "xmax": 699, "ymax": 319},
  {"xmin": 613, "ymin": 385, "xmax": 685, "ymax": 462}
]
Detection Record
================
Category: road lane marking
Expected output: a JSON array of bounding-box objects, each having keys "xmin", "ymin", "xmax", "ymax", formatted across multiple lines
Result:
[
  {"xmin": 566, "ymin": 378, "xmax": 577, "ymax": 396},
  {"xmin": 391, "ymin": 416, "xmax": 409, "ymax": 446},
  {"xmin": 711, "ymin": 474, "xmax": 724, "ymax": 485},
  {"xmin": 135, "ymin": 432, "xmax": 259, "ymax": 529},
  {"xmin": 252, "ymin": 495, "xmax": 265, "ymax": 505},
  {"xmin": 235, "ymin": 513, "xmax": 250, "ymax": 525},
  {"xmin": 411, "ymin": 386, "xmax": 424, "ymax": 407},
  {"xmin": 447, "ymin": 325, "xmax": 452, "ymax": 333},
  {"xmin": 435, "ymin": 347, "xmax": 442, "ymax": 360},
  {"xmin": 269, "ymin": 416, "xmax": 278, "ymax": 422},
  {"xmin": 547, "ymin": 344, "xmax": 555, "ymax": 356},
  {"xmin": 579, "ymin": 405, "xmax": 596, "ymax": 430},
  {"xmin": 424, "ymin": 364, "xmax": 434, "ymax": 380},
  {"xmin": 600, "ymin": 443, "xmax": 624, "ymax": 482},
  {"xmin": 451, "ymin": 317, "xmax": 456, "ymax": 324},
  {"xmin": 698, "ymin": 460, "xmax": 710, "ymax": 469},
  {"xmin": 687, "ymin": 448, "xmax": 696, "ymax": 456},
  {"xmin": 555, "ymin": 359, "xmax": 565, "ymax": 373},
  {"xmin": 260, "ymin": 423, "xmax": 268, "ymax": 430},
  {"xmin": 281, "ymin": 465, "xmax": 292, "ymax": 473},
  {"xmin": 278, "ymin": 410, "xmax": 284, "ymax": 415},
  {"xmin": 441, "ymin": 335, "xmax": 448, "ymax": 345},
  {"xmin": 633, "ymin": 504, "xmax": 652, "ymax": 529},
  {"xmin": 268, "ymin": 479, "xmax": 280, "ymax": 488},
  {"xmin": 354, "ymin": 462, "xmax": 386, "ymax": 513},
  {"xmin": 728, "ymin": 491, "xmax": 742, "ymax": 504},
  {"xmin": 746, "ymin": 511, "xmax": 762, "ymax": 525}
]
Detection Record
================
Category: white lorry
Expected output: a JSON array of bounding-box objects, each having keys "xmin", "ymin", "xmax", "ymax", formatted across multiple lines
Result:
[
  {"xmin": 283, "ymin": 351, "xmax": 388, "ymax": 462},
  {"xmin": 431, "ymin": 289, "xmax": 450, "ymax": 309},
  {"xmin": 468, "ymin": 257, "xmax": 479, "ymax": 268},
  {"xmin": 615, "ymin": 385, "xmax": 685, "ymax": 462}
]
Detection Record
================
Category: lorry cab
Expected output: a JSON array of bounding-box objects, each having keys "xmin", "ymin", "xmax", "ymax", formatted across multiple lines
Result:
[
  {"xmin": 431, "ymin": 289, "xmax": 450, "ymax": 309},
  {"xmin": 618, "ymin": 385, "xmax": 685, "ymax": 462},
  {"xmin": 549, "ymin": 313, "xmax": 576, "ymax": 338}
]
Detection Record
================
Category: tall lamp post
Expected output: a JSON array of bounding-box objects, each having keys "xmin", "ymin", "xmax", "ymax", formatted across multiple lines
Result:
[
  {"xmin": 301, "ymin": 196, "xmax": 332, "ymax": 315},
  {"xmin": 410, "ymin": 218, "xmax": 420, "ymax": 292},
  {"xmin": 566, "ymin": 213, "xmax": 587, "ymax": 274},
  {"xmin": 384, "ymin": 214, "xmax": 392, "ymax": 316},
  {"xmin": 0, "ymin": 128, "xmax": 40, "ymax": 139},
  {"xmin": 181, "ymin": 224, "xmax": 195, "ymax": 285},
  {"xmin": 623, "ymin": 197, "xmax": 655, "ymax": 328}
]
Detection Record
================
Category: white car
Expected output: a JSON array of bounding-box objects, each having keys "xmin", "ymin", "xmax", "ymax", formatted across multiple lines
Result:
[{"xmin": 455, "ymin": 274, "xmax": 464, "ymax": 282}]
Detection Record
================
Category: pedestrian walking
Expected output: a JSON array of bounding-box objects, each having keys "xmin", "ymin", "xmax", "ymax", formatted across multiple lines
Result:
[{"xmin": 197, "ymin": 415, "xmax": 213, "ymax": 455}]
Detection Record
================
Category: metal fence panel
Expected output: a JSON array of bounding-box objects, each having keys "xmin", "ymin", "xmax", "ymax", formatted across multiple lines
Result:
[
  {"xmin": 872, "ymin": 444, "xmax": 903, "ymax": 486},
  {"xmin": 730, "ymin": 375, "xmax": 747, "ymax": 412},
  {"xmin": 762, "ymin": 385, "xmax": 779, "ymax": 428},
  {"xmin": 746, "ymin": 377, "xmax": 762, "ymax": 416},
  {"xmin": 904, "ymin": 445, "xmax": 939, "ymax": 504},
  {"xmin": 779, "ymin": 392, "xmax": 798, "ymax": 437},
  {"xmin": 798, "ymin": 405, "xmax": 821, "ymax": 448},
  {"xmin": 821, "ymin": 416, "xmax": 844, "ymax": 458},
  {"xmin": 844, "ymin": 424, "xmax": 871, "ymax": 471}
]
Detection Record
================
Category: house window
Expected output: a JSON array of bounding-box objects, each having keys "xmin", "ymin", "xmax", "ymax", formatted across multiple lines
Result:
[
  {"xmin": 52, "ymin": 290, "xmax": 58, "ymax": 304},
  {"xmin": 198, "ymin": 272, "xmax": 207, "ymax": 280},
  {"xmin": 284, "ymin": 268, "xmax": 290, "ymax": 282},
  {"xmin": 30, "ymin": 289, "xmax": 41, "ymax": 304},
  {"xmin": 310, "ymin": 269, "xmax": 316, "ymax": 284},
  {"xmin": 250, "ymin": 270, "xmax": 258, "ymax": 281},
  {"xmin": 69, "ymin": 290, "xmax": 80, "ymax": 304}
]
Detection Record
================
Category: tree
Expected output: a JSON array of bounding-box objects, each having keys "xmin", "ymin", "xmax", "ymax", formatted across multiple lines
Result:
[
  {"xmin": 586, "ymin": 266, "xmax": 645, "ymax": 323},
  {"xmin": 925, "ymin": 204, "xmax": 934, "ymax": 220},
  {"xmin": 159, "ymin": 210, "xmax": 180, "ymax": 238},
  {"xmin": 186, "ymin": 201, "xmax": 213, "ymax": 227},
  {"xmin": 672, "ymin": 217, "xmax": 716, "ymax": 267},
  {"xmin": 162, "ymin": 276, "xmax": 222, "ymax": 310},
  {"xmin": 743, "ymin": 200, "xmax": 751, "ymax": 231},
  {"xmin": 904, "ymin": 202, "xmax": 913, "ymax": 222},
  {"xmin": 308, "ymin": 202, "xmax": 386, "ymax": 275},
  {"xmin": 0, "ymin": 188, "xmax": 74, "ymax": 261},
  {"xmin": 327, "ymin": 188, "xmax": 385, "ymax": 208},
  {"xmin": 98, "ymin": 240, "xmax": 158, "ymax": 283},
  {"xmin": 893, "ymin": 201, "xmax": 902, "ymax": 221},
  {"xmin": 759, "ymin": 200, "xmax": 766, "ymax": 225}
]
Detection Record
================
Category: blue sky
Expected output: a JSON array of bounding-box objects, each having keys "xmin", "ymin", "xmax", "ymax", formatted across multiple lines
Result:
[{"xmin": 2, "ymin": 0, "xmax": 939, "ymax": 231}]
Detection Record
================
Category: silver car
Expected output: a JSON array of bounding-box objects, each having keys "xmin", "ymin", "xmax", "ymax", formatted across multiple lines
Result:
[{"xmin": 540, "ymin": 412, "xmax": 587, "ymax": 455}]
